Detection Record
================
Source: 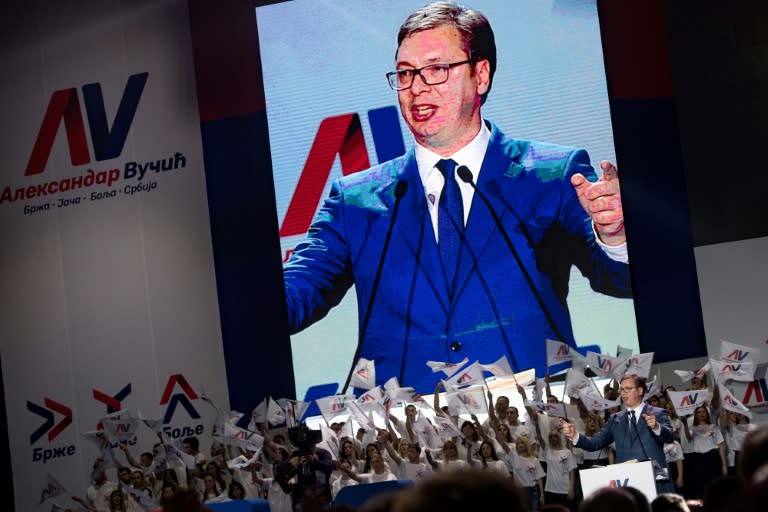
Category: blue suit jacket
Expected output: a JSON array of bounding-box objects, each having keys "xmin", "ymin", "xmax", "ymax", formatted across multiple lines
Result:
[
  {"xmin": 283, "ymin": 121, "xmax": 632, "ymax": 391},
  {"xmin": 575, "ymin": 405, "xmax": 674, "ymax": 472}
]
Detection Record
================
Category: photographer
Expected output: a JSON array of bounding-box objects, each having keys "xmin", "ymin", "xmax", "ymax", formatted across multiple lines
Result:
[{"xmin": 275, "ymin": 426, "xmax": 334, "ymax": 512}]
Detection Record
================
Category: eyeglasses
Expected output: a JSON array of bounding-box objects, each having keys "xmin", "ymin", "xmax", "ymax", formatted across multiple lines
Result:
[
  {"xmin": 619, "ymin": 386, "xmax": 637, "ymax": 393},
  {"xmin": 386, "ymin": 60, "xmax": 473, "ymax": 90}
]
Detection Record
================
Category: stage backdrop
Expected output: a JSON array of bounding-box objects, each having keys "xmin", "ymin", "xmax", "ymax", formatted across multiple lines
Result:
[{"xmin": 0, "ymin": 1, "xmax": 229, "ymax": 510}]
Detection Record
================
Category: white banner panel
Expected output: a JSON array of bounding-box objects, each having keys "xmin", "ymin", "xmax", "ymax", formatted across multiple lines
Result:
[
  {"xmin": 695, "ymin": 236, "xmax": 768, "ymax": 421},
  {"xmin": 0, "ymin": 1, "xmax": 228, "ymax": 511}
]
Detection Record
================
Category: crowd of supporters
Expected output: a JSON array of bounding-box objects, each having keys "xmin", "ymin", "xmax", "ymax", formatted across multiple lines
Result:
[{"xmin": 64, "ymin": 372, "xmax": 766, "ymax": 512}]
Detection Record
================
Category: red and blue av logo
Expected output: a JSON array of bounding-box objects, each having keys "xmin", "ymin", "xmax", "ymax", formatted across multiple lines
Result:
[
  {"xmin": 25, "ymin": 72, "xmax": 149, "ymax": 176},
  {"xmin": 27, "ymin": 397, "xmax": 73, "ymax": 444},
  {"xmin": 279, "ymin": 105, "xmax": 405, "ymax": 238},
  {"xmin": 160, "ymin": 374, "xmax": 200, "ymax": 423}
]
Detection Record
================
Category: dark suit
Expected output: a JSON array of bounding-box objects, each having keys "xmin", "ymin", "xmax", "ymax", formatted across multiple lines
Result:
[
  {"xmin": 283, "ymin": 121, "xmax": 632, "ymax": 391},
  {"xmin": 575, "ymin": 404, "xmax": 676, "ymax": 493}
]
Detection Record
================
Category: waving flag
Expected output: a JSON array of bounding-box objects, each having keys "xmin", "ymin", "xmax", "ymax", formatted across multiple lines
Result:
[
  {"xmin": 444, "ymin": 360, "xmax": 485, "ymax": 390},
  {"xmin": 524, "ymin": 400, "xmax": 567, "ymax": 419},
  {"xmin": 248, "ymin": 398, "xmax": 267, "ymax": 431},
  {"xmin": 585, "ymin": 351, "xmax": 626, "ymax": 378},
  {"xmin": 357, "ymin": 387, "xmax": 384, "ymax": 409},
  {"xmin": 617, "ymin": 352, "xmax": 654, "ymax": 379},
  {"xmin": 350, "ymin": 358, "xmax": 376, "ymax": 390},
  {"xmin": 718, "ymin": 383, "xmax": 753, "ymax": 418},
  {"xmin": 40, "ymin": 473, "xmax": 66, "ymax": 505},
  {"xmin": 101, "ymin": 412, "xmax": 140, "ymax": 443},
  {"xmin": 382, "ymin": 377, "xmax": 417, "ymax": 405},
  {"xmin": 720, "ymin": 339, "xmax": 761, "ymax": 363},
  {"xmin": 315, "ymin": 395, "xmax": 352, "ymax": 423},
  {"xmin": 161, "ymin": 434, "xmax": 196, "ymax": 469},
  {"xmin": 413, "ymin": 416, "xmax": 442, "ymax": 450},
  {"xmin": 577, "ymin": 392, "xmax": 621, "ymax": 412},
  {"xmin": 667, "ymin": 389, "xmax": 707, "ymax": 417},
  {"xmin": 346, "ymin": 400, "xmax": 376, "ymax": 431},
  {"xmin": 432, "ymin": 414, "xmax": 463, "ymax": 440},
  {"xmin": 445, "ymin": 385, "xmax": 488, "ymax": 416},
  {"xmin": 709, "ymin": 358, "xmax": 755, "ymax": 383},
  {"xmin": 277, "ymin": 399, "xmax": 309, "ymax": 427},
  {"xmin": 427, "ymin": 357, "xmax": 469, "ymax": 377},
  {"xmin": 318, "ymin": 422, "xmax": 340, "ymax": 459},
  {"xmin": 267, "ymin": 396, "xmax": 286, "ymax": 426},
  {"xmin": 120, "ymin": 481, "xmax": 156, "ymax": 510},
  {"xmin": 480, "ymin": 355, "xmax": 513, "ymax": 377},
  {"xmin": 564, "ymin": 368, "xmax": 602, "ymax": 400},
  {"xmin": 89, "ymin": 450, "xmax": 117, "ymax": 483},
  {"xmin": 546, "ymin": 339, "xmax": 577, "ymax": 367},
  {"xmin": 223, "ymin": 422, "xmax": 264, "ymax": 452},
  {"xmin": 674, "ymin": 361, "xmax": 711, "ymax": 383}
]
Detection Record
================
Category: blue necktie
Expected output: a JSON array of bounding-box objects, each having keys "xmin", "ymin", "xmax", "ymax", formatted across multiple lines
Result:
[
  {"xmin": 436, "ymin": 159, "xmax": 464, "ymax": 287},
  {"xmin": 630, "ymin": 410, "xmax": 638, "ymax": 432}
]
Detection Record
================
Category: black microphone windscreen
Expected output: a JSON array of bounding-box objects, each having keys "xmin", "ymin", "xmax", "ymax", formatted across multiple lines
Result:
[
  {"xmin": 395, "ymin": 179, "xmax": 408, "ymax": 198},
  {"xmin": 456, "ymin": 165, "xmax": 474, "ymax": 184}
]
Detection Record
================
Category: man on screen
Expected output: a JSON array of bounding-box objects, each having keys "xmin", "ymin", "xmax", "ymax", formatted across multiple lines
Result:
[{"xmin": 282, "ymin": 1, "xmax": 631, "ymax": 393}]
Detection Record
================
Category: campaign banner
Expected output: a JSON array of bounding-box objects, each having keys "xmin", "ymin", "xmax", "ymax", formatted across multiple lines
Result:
[{"xmin": 0, "ymin": 1, "xmax": 229, "ymax": 510}]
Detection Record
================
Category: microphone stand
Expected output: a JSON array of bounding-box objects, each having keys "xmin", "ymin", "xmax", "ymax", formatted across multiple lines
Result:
[
  {"xmin": 456, "ymin": 166, "xmax": 567, "ymax": 345},
  {"xmin": 341, "ymin": 180, "xmax": 408, "ymax": 394}
]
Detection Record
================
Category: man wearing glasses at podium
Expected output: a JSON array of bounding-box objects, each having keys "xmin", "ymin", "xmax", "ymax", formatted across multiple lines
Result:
[{"xmin": 561, "ymin": 374, "xmax": 676, "ymax": 493}]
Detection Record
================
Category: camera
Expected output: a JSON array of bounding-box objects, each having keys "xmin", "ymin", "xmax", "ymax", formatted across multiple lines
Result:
[{"xmin": 288, "ymin": 424, "xmax": 323, "ymax": 454}]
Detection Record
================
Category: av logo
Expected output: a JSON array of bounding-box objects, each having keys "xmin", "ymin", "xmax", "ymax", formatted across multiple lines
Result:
[
  {"xmin": 457, "ymin": 392, "xmax": 480, "ymax": 408},
  {"xmin": 25, "ymin": 72, "xmax": 149, "ymax": 176},
  {"xmin": 93, "ymin": 383, "xmax": 132, "ymax": 414},
  {"xmin": 160, "ymin": 374, "xmax": 200, "ymax": 423},
  {"xmin": 331, "ymin": 398, "xmax": 348, "ymax": 412},
  {"xmin": 725, "ymin": 349, "xmax": 749, "ymax": 362},
  {"xmin": 27, "ymin": 397, "xmax": 73, "ymax": 444},
  {"xmin": 596, "ymin": 356, "xmax": 612, "ymax": 371},
  {"xmin": 679, "ymin": 393, "xmax": 699, "ymax": 407},
  {"xmin": 742, "ymin": 378, "xmax": 768, "ymax": 406},
  {"xmin": 279, "ymin": 106, "xmax": 405, "ymax": 238},
  {"xmin": 608, "ymin": 478, "xmax": 630, "ymax": 488},
  {"xmin": 556, "ymin": 344, "xmax": 570, "ymax": 356}
]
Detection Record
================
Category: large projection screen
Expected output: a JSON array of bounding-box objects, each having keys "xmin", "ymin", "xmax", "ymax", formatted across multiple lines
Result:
[{"xmin": 255, "ymin": 0, "xmax": 639, "ymax": 400}]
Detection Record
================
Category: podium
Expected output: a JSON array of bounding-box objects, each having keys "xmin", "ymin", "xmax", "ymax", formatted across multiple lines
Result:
[{"xmin": 579, "ymin": 460, "xmax": 657, "ymax": 501}]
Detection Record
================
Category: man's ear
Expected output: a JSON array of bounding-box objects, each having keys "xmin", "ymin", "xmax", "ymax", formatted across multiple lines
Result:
[{"xmin": 474, "ymin": 59, "xmax": 491, "ymax": 96}]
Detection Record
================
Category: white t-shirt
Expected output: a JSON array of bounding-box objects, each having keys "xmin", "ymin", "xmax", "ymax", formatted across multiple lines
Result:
[
  {"xmin": 260, "ymin": 478, "xmax": 293, "ymax": 512},
  {"xmin": 664, "ymin": 441, "xmax": 685, "ymax": 463},
  {"xmin": 437, "ymin": 459, "xmax": 470, "ymax": 472},
  {"xmin": 689, "ymin": 425, "xmax": 724, "ymax": 453},
  {"xmin": 331, "ymin": 477, "xmax": 358, "ymax": 499},
  {"xmin": 724, "ymin": 423, "xmax": 758, "ymax": 465},
  {"xmin": 544, "ymin": 448, "xmax": 576, "ymax": 494},
  {"xmin": 399, "ymin": 460, "xmax": 432, "ymax": 480},
  {"xmin": 507, "ymin": 452, "xmax": 545, "ymax": 488},
  {"xmin": 361, "ymin": 470, "xmax": 398, "ymax": 483}
]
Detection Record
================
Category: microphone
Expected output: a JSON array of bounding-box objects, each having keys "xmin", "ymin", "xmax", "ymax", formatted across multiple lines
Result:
[
  {"xmin": 342, "ymin": 179, "xmax": 408, "ymax": 394},
  {"xmin": 455, "ymin": 166, "xmax": 567, "ymax": 345}
]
